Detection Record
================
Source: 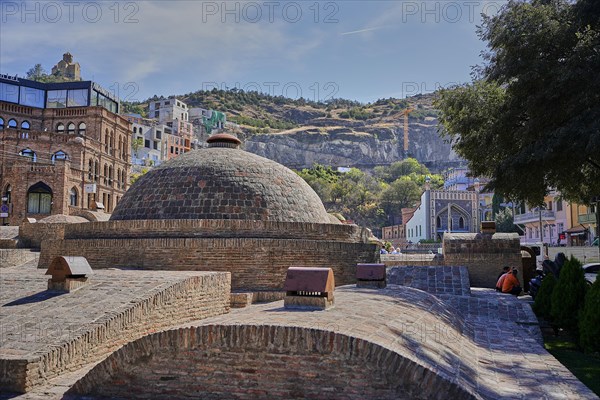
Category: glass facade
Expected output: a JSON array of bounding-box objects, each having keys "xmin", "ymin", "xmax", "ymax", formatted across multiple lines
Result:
[
  {"xmin": 46, "ymin": 90, "xmax": 68, "ymax": 108},
  {"xmin": 67, "ymin": 89, "xmax": 88, "ymax": 107},
  {"xmin": 0, "ymin": 82, "xmax": 19, "ymax": 103},
  {"xmin": 19, "ymin": 86, "xmax": 45, "ymax": 108}
]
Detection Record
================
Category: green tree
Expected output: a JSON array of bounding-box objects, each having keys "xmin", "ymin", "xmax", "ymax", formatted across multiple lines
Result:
[
  {"xmin": 26, "ymin": 64, "xmax": 47, "ymax": 81},
  {"xmin": 435, "ymin": 0, "xmax": 600, "ymax": 204},
  {"xmin": 132, "ymin": 138, "xmax": 144, "ymax": 158},
  {"xmin": 495, "ymin": 208, "xmax": 518, "ymax": 233},
  {"xmin": 579, "ymin": 278, "xmax": 600, "ymax": 353},
  {"xmin": 379, "ymin": 177, "xmax": 421, "ymax": 218},
  {"xmin": 533, "ymin": 273, "xmax": 556, "ymax": 320},
  {"xmin": 551, "ymin": 256, "xmax": 588, "ymax": 330}
]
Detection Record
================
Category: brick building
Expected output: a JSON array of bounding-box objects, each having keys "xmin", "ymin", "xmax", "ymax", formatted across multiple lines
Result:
[{"xmin": 0, "ymin": 75, "xmax": 131, "ymax": 225}]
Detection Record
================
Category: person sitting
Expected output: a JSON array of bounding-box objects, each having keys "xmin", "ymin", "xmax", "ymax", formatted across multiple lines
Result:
[
  {"xmin": 380, "ymin": 248, "xmax": 388, "ymax": 254},
  {"xmin": 501, "ymin": 268, "xmax": 522, "ymax": 296},
  {"xmin": 495, "ymin": 266, "xmax": 510, "ymax": 291}
]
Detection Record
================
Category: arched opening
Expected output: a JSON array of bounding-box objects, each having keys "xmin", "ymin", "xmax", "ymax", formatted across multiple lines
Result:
[
  {"xmin": 78, "ymin": 122, "xmax": 86, "ymax": 134},
  {"xmin": 0, "ymin": 117, "xmax": 4, "ymax": 130},
  {"xmin": 3, "ymin": 184, "xmax": 11, "ymax": 204},
  {"xmin": 70, "ymin": 187, "xmax": 78, "ymax": 207},
  {"xmin": 459, "ymin": 217, "xmax": 465, "ymax": 229},
  {"xmin": 56, "ymin": 123, "xmax": 65, "ymax": 133},
  {"xmin": 88, "ymin": 159, "xmax": 94, "ymax": 180},
  {"xmin": 436, "ymin": 216, "xmax": 441, "ymax": 228},
  {"xmin": 27, "ymin": 182, "xmax": 52, "ymax": 214},
  {"xmin": 8, "ymin": 119, "xmax": 17, "ymax": 128},
  {"xmin": 103, "ymin": 164, "xmax": 108, "ymax": 185},
  {"xmin": 51, "ymin": 150, "xmax": 68, "ymax": 163},
  {"xmin": 19, "ymin": 149, "xmax": 37, "ymax": 162},
  {"xmin": 94, "ymin": 161, "xmax": 99, "ymax": 182},
  {"xmin": 108, "ymin": 166, "xmax": 113, "ymax": 186},
  {"xmin": 21, "ymin": 121, "xmax": 30, "ymax": 130},
  {"xmin": 67, "ymin": 122, "xmax": 75, "ymax": 134}
]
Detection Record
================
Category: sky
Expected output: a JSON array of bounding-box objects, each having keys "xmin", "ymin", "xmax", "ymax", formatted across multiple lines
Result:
[{"xmin": 0, "ymin": 0, "xmax": 504, "ymax": 104}]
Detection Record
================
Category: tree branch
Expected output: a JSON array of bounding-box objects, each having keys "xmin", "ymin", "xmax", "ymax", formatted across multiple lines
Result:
[{"xmin": 587, "ymin": 158, "xmax": 600, "ymax": 171}]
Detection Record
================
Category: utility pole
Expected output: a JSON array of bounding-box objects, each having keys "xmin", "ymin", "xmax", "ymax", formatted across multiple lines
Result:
[{"xmin": 538, "ymin": 206, "xmax": 544, "ymax": 243}]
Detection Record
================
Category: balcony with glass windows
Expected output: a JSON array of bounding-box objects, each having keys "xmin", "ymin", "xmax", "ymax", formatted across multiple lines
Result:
[{"xmin": 514, "ymin": 209, "xmax": 555, "ymax": 224}]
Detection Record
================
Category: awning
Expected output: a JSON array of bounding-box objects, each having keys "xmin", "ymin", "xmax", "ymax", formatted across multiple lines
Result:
[{"xmin": 565, "ymin": 226, "xmax": 586, "ymax": 234}]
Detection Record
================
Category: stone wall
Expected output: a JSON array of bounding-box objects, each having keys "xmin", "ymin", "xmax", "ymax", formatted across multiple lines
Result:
[
  {"xmin": 0, "ymin": 249, "xmax": 39, "ymax": 268},
  {"xmin": 40, "ymin": 237, "xmax": 378, "ymax": 291},
  {"xmin": 0, "ymin": 272, "xmax": 230, "ymax": 393},
  {"xmin": 443, "ymin": 233, "xmax": 522, "ymax": 288},
  {"xmin": 69, "ymin": 325, "xmax": 472, "ymax": 400}
]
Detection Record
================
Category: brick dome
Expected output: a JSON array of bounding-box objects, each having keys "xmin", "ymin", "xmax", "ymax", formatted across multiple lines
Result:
[{"xmin": 110, "ymin": 145, "xmax": 331, "ymax": 223}]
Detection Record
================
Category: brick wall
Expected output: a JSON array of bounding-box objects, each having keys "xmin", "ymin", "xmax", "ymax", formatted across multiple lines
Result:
[
  {"xmin": 40, "ymin": 237, "xmax": 378, "ymax": 291},
  {"xmin": 0, "ymin": 272, "xmax": 230, "ymax": 393},
  {"xmin": 18, "ymin": 222, "xmax": 67, "ymax": 248},
  {"xmin": 69, "ymin": 325, "xmax": 472, "ymax": 400},
  {"xmin": 0, "ymin": 249, "xmax": 39, "ymax": 268},
  {"xmin": 443, "ymin": 233, "xmax": 522, "ymax": 288}
]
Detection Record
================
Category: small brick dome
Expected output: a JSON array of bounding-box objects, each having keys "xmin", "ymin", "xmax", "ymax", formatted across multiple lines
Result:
[{"xmin": 110, "ymin": 145, "xmax": 331, "ymax": 223}]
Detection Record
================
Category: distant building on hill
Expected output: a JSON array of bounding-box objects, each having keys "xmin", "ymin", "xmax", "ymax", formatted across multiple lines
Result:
[{"xmin": 51, "ymin": 52, "xmax": 81, "ymax": 81}]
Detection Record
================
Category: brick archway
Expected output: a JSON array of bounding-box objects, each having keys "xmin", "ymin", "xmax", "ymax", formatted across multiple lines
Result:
[{"xmin": 68, "ymin": 324, "xmax": 474, "ymax": 400}]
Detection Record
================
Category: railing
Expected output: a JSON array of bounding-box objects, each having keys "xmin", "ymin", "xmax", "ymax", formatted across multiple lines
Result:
[
  {"xmin": 578, "ymin": 213, "xmax": 597, "ymax": 224},
  {"xmin": 514, "ymin": 210, "xmax": 556, "ymax": 224}
]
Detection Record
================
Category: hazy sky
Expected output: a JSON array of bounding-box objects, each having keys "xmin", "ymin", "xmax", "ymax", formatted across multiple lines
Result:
[{"xmin": 0, "ymin": 1, "xmax": 504, "ymax": 103}]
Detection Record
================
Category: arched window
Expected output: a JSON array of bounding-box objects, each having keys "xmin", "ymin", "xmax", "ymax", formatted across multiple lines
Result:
[
  {"xmin": 19, "ymin": 149, "xmax": 37, "ymax": 162},
  {"xmin": 57, "ymin": 123, "xmax": 65, "ymax": 133},
  {"xmin": 94, "ymin": 161, "xmax": 99, "ymax": 182},
  {"xmin": 51, "ymin": 150, "xmax": 68, "ymax": 163},
  {"xmin": 27, "ymin": 182, "xmax": 52, "ymax": 214},
  {"xmin": 133, "ymin": 127, "xmax": 137, "ymax": 134},
  {"xmin": 436, "ymin": 216, "xmax": 441, "ymax": 228},
  {"xmin": 78, "ymin": 122, "xmax": 86, "ymax": 134},
  {"xmin": 69, "ymin": 187, "xmax": 78, "ymax": 207},
  {"xmin": 3, "ymin": 185, "xmax": 11, "ymax": 204},
  {"xmin": 21, "ymin": 121, "xmax": 30, "ymax": 130},
  {"xmin": 67, "ymin": 122, "xmax": 75, "ymax": 134},
  {"xmin": 0, "ymin": 117, "xmax": 4, "ymax": 130},
  {"xmin": 8, "ymin": 119, "xmax": 17, "ymax": 128},
  {"xmin": 108, "ymin": 166, "xmax": 113, "ymax": 185},
  {"xmin": 459, "ymin": 217, "xmax": 465, "ymax": 229},
  {"xmin": 88, "ymin": 159, "xmax": 94, "ymax": 180}
]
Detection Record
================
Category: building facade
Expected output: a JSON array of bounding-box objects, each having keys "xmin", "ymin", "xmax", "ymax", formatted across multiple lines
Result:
[{"xmin": 0, "ymin": 75, "xmax": 130, "ymax": 225}]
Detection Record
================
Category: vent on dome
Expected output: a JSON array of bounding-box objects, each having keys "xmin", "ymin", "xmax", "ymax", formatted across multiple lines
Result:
[{"xmin": 206, "ymin": 133, "xmax": 242, "ymax": 149}]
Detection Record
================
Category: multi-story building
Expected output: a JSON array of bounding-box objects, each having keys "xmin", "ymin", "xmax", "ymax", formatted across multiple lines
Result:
[
  {"xmin": 513, "ymin": 192, "xmax": 570, "ymax": 246},
  {"xmin": 125, "ymin": 114, "xmax": 171, "ymax": 167},
  {"xmin": 0, "ymin": 75, "xmax": 130, "ymax": 225},
  {"xmin": 148, "ymin": 97, "xmax": 195, "ymax": 155},
  {"xmin": 566, "ymin": 202, "xmax": 598, "ymax": 246}
]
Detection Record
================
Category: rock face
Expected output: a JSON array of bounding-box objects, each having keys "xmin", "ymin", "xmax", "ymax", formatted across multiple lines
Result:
[{"xmin": 244, "ymin": 118, "xmax": 461, "ymax": 172}]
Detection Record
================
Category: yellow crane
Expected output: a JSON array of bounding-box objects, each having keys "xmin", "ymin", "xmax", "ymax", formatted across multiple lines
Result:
[{"xmin": 403, "ymin": 107, "xmax": 414, "ymax": 157}]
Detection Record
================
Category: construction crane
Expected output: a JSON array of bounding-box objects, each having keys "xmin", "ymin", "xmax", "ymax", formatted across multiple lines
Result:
[{"xmin": 402, "ymin": 107, "xmax": 414, "ymax": 158}]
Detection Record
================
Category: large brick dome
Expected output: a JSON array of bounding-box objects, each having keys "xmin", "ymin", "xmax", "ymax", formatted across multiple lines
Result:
[{"xmin": 111, "ymin": 139, "xmax": 331, "ymax": 223}]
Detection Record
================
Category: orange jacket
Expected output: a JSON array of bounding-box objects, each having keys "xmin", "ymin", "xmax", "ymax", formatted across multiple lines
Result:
[{"xmin": 502, "ymin": 273, "xmax": 520, "ymax": 293}]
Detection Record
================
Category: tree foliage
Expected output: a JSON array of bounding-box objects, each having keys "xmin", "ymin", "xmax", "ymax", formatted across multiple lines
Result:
[
  {"xmin": 551, "ymin": 256, "xmax": 588, "ymax": 330},
  {"xmin": 533, "ymin": 273, "xmax": 557, "ymax": 320},
  {"xmin": 297, "ymin": 160, "xmax": 440, "ymax": 231},
  {"xmin": 435, "ymin": 0, "xmax": 600, "ymax": 204},
  {"xmin": 579, "ymin": 278, "xmax": 600, "ymax": 353}
]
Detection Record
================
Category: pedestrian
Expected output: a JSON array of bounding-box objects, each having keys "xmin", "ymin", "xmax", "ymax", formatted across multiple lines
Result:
[
  {"xmin": 495, "ymin": 266, "xmax": 510, "ymax": 291},
  {"xmin": 501, "ymin": 268, "xmax": 522, "ymax": 296}
]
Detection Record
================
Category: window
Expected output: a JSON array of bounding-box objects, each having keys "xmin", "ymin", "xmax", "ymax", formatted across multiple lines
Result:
[
  {"xmin": 459, "ymin": 217, "xmax": 465, "ymax": 229},
  {"xmin": 0, "ymin": 82, "xmax": 19, "ymax": 103},
  {"xmin": 156, "ymin": 130, "xmax": 161, "ymax": 139},
  {"xmin": 21, "ymin": 121, "xmax": 30, "ymax": 130},
  {"xmin": 0, "ymin": 117, "xmax": 4, "ymax": 130},
  {"xmin": 19, "ymin": 149, "xmax": 37, "ymax": 162},
  {"xmin": 46, "ymin": 90, "xmax": 68, "ymax": 108},
  {"xmin": 67, "ymin": 89, "xmax": 88, "ymax": 107},
  {"xmin": 19, "ymin": 86, "xmax": 44, "ymax": 108},
  {"xmin": 70, "ymin": 187, "xmax": 78, "ymax": 206},
  {"xmin": 133, "ymin": 127, "xmax": 137, "ymax": 134},
  {"xmin": 153, "ymin": 141, "xmax": 159, "ymax": 150},
  {"xmin": 78, "ymin": 122, "xmax": 86, "ymax": 134},
  {"xmin": 154, "ymin": 111, "xmax": 159, "ymax": 118},
  {"xmin": 67, "ymin": 123, "xmax": 75, "ymax": 134},
  {"xmin": 547, "ymin": 201, "xmax": 552, "ymax": 211},
  {"xmin": 8, "ymin": 119, "xmax": 17, "ymax": 128},
  {"xmin": 144, "ymin": 139, "xmax": 150, "ymax": 148},
  {"xmin": 51, "ymin": 151, "xmax": 68, "ymax": 163},
  {"xmin": 27, "ymin": 182, "xmax": 52, "ymax": 214},
  {"xmin": 556, "ymin": 200, "xmax": 563, "ymax": 211},
  {"xmin": 88, "ymin": 159, "xmax": 94, "ymax": 180},
  {"xmin": 436, "ymin": 216, "xmax": 441, "ymax": 228}
]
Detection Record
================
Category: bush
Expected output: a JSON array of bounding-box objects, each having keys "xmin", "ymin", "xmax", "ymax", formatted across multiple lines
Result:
[
  {"xmin": 533, "ymin": 273, "xmax": 556, "ymax": 319},
  {"xmin": 579, "ymin": 278, "xmax": 600, "ymax": 353},
  {"xmin": 551, "ymin": 256, "xmax": 588, "ymax": 330}
]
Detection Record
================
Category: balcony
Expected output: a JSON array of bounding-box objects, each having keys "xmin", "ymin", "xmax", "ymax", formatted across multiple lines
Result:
[
  {"xmin": 514, "ymin": 210, "xmax": 556, "ymax": 224},
  {"xmin": 578, "ymin": 213, "xmax": 598, "ymax": 224}
]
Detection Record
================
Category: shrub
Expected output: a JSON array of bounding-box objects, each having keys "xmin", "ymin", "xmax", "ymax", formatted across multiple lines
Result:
[
  {"xmin": 533, "ymin": 274, "xmax": 556, "ymax": 319},
  {"xmin": 550, "ymin": 256, "xmax": 588, "ymax": 330},
  {"xmin": 579, "ymin": 278, "xmax": 600, "ymax": 353}
]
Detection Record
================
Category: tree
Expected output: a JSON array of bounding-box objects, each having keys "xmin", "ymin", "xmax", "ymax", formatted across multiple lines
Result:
[
  {"xmin": 550, "ymin": 256, "xmax": 588, "ymax": 331},
  {"xmin": 579, "ymin": 278, "xmax": 600, "ymax": 353},
  {"xmin": 26, "ymin": 64, "xmax": 47, "ymax": 81},
  {"xmin": 533, "ymin": 273, "xmax": 556, "ymax": 320},
  {"xmin": 379, "ymin": 177, "xmax": 421, "ymax": 218},
  {"xmin": 435, "ymin": 0, "xmax": 600, "ymax": 204},
  {"xmin": 495, "ymin": 208, "xmax": 518, "ymax": 233},
  {"xmin": 132, "ymin": 138, "xmax": 144, "ymax": 158}
]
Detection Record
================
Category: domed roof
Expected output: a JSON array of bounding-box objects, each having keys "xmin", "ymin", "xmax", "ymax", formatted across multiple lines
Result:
[{"xmin": 110, "ymin": 145, "xmax": 331, "ymax": 223}]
